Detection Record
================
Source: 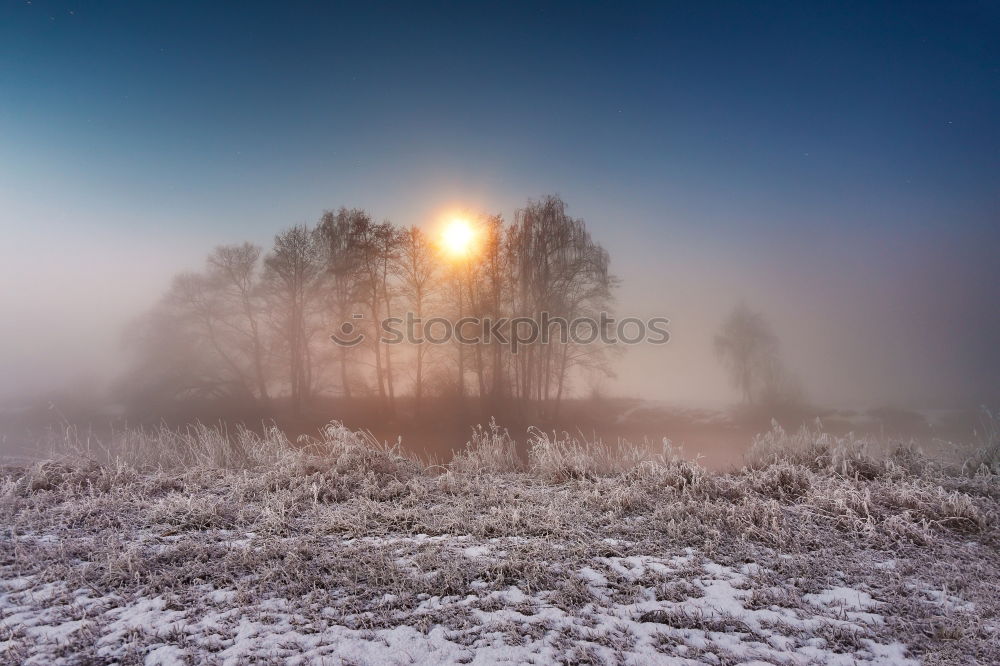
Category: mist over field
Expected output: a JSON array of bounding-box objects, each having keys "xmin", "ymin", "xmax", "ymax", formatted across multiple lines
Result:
[
  {"xmin": 1, "ymin": 3, "xmax": 998, "ymax": 430},
  {"xmin": 1, "ymin": 2, "xmax": 999, "ymax": 664},
  {"xmin": 2, "ymin": 202, "xmax": 998, "ymax": 410}
]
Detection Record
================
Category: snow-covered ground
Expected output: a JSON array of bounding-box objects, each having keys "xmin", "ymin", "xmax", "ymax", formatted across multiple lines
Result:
[
  {"xmin": 1, "ymin": 421, "xmax": 997, "ymax": 664},
  {"xmin": 2, "ymin": 533, "xmax": 921, "ymax": 665}
]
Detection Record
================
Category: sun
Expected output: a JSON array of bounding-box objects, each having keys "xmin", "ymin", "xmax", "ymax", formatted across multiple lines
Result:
[{"xmin": 440, "ymin": 218, "xmax": 477, "ymax": 258}]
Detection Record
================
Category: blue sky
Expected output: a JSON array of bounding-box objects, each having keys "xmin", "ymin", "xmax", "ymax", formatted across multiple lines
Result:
[{"xmin": 1, "ymin": 1, "xmax": 998, "ymax": 404}]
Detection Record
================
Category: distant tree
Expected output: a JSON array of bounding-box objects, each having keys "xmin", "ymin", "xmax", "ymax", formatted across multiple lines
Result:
[
  {"xmin": 123, "ymin": 196, "xmax": 622, "ymax": 417},
  {"xmin": 466, "ymin": 214, "xmax": 507, "ymax": 406},
  {"xmin": 507, "ymin": 195, "xmax": 615, "ymax": 417},
  {"xmin": 263, "ymin": 225, "xmax": 326, "ymax": 414},
  {"xmin": 135, "ymin": 262, "xmax": 267, "ymax": 403},
  {"xmin": 436, "ymin": 217, "xmax": 476, "ymax": 406},
  {"xmin": 120, "ymin": 292, "xmax": 243, "ymax": 405},
  {"xmin": 206, "ymin": 243, "xmax": 271, "ymax": 403},
  {"xmin": 317, "ymin": 209, "xmax": 365, "ymax": 398},
  {"xmin": 714, "ymin": 304, "xmax": 798, "ymax": 405},
  {"xmin": 348, "ymin": 214, "xmax": 402, "ymax": 415},
  {"xmin": 394, "ymin": 226, "xmax": 439, "ymax": 416}
]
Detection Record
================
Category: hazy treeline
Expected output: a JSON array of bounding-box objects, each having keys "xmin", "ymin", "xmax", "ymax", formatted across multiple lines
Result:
[
  {"xmin": 714, "ymin": 304, "xmax": 801, "ymax": 408},
  {"xmin": 122, "ymin": 195, "xmax": 616, "ymax": 419}
]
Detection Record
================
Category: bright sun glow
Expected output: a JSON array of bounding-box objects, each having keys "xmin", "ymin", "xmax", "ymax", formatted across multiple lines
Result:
[{"xmin": 441, "ymin": 218, "xmax": 476, "ymax": 258}]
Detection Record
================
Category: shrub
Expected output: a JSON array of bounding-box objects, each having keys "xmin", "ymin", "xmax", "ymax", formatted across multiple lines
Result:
[
  {"xmin": 964, "ymin": 408, "xmax": 1000, "ymax": 476},
  {"xmin": 747, "ymin": 419, "xmax": 914, "ymax": 479},
  {"xmin": 527, "ymin": 429, "xmax": 657, "ymax": 482},
  {"xmin": 450, "ymin": 419, "xmax": 522, "ymax": 475}
]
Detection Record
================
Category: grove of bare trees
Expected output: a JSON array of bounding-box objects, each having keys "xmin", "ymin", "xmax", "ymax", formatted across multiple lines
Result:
[{"xmin": 123, "ymin": 196, "xmax": 618, "ymax": 419}]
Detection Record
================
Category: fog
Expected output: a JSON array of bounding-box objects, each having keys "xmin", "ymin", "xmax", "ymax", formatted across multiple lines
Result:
[
  {"xmin": 612, "ymin": 222, "xmax": 1000, "ymax": 409},
  {"xmin": 0, "ymin": 223, "xmax": 202, "ymax": 401},
  {"xmin": 2, "ymin": 198, "xmax": 996, "ymax": 412},
  {"xmin": 1, "ymin": 1, "xmax": 997, "ymax": 464}
]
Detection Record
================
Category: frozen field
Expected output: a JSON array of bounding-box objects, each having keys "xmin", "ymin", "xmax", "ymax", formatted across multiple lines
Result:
[{"xmin": 1, "ymin": 422, "xmax": 997, "ymax": 664}]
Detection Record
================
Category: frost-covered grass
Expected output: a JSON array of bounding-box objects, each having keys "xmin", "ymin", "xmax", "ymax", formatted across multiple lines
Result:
[{"xmin": 1, "ymin": 420, "xmax": 998, "ymax": 664}]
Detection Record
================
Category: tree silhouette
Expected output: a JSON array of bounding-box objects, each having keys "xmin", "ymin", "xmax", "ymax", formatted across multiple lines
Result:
[
  {"xmin": 263, "ymin": 225, "xmax": 325, "ymax": 414},
  {"xmin": 714, "ymin": 304, "xmax": 799, "ymax": 406},
  {"xmin": 125, "ymin": 195, "xmax": 617, "ymax": 418},
  {"xmin": 394, "ymin": 226, "xmax": 439, "ymax": 416}
]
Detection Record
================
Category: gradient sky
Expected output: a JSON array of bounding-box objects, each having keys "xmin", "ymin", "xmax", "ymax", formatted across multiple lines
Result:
[{"xmin": 1, "ymin": 1, "xmax": 998, "ymax": 406}]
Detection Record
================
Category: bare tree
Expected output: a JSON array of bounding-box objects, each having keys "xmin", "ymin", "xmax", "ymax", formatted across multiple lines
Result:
[
  {"xmin": 394, "ymin": 226, "xmax": 439, "ymax": 416},
  {"xmin": 714, "ymin": 304, "xmax": 798, "ymax": 405},
  {"xmin": 462, "ymin": 214, "xmax": 509, "ymax": 409},
  {"xmin": 206, "ymin": 243, "xmax": 271, "ymax": 403},
  {"xmin": 263, "ymin": 225, "xmax": 326, "ymax": 414},
  {"xmin": 348, "ymin": 214, "xmax": 402, "ymax": 415},
  {"xmin": 317, "ymin": 209, "xmax": 364, "ymax": 398},
  {"xmin": 507, "ymin": 195, "xmax": 615, "ymax": 417},
  {"xmin": 120, "ymin": 288, "xmax": 246, "ymax": 405},
  {"xmin": 124, "ymin": 197, "xmax": 622, "ymax": 418},
  {"xmin": 150, "ymin": 268, "xmax": 261, "ymax": 401},
  {"xmin": 439, "ymin": 230, "xmax": 472, "ymax": 405}
]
